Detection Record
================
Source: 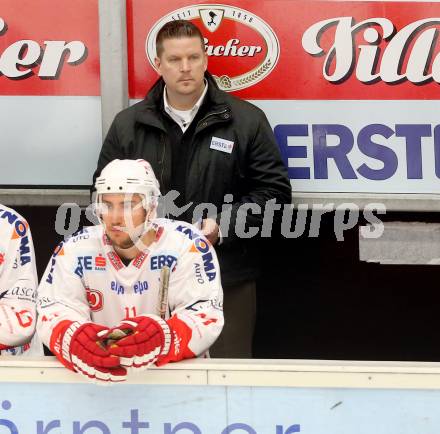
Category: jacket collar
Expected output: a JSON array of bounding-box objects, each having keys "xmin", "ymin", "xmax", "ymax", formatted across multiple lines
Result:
[{"xmin": 135, "ymin": 72, "xmax": 230, "ymax": 128}]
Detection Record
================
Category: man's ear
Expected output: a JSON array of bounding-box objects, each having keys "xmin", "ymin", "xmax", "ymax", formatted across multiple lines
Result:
[
  {"xmin": 154, "ymin": 57, "xmax": 161, "ymax": 74},
  {"xmin": 203, "ymin": 52, "xmax": 208, "ymax": 72}
]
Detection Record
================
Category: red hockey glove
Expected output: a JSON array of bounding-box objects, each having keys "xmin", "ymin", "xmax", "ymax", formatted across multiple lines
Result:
[
  {"xmin": 51, "ymin": 321, "xmax": 126, "ymax": 382},
  {"xmin": 105, "ymin": 315, "xmax": 171, "ymax": 371}
]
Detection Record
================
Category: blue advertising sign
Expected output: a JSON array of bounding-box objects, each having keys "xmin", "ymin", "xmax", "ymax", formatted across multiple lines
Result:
[{"xmin": 0, "ymin": 383, "xmax": 440, "ymax": 433}]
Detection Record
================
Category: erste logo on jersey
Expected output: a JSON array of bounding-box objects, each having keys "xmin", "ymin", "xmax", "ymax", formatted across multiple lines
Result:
[
  {"xmin": 95, "ymin": 254, "xmax": 106, "ymax": 270},
  {"xmin": 86, "ymin": 287, "xmax": 103, "ymax": 311},
  {"xmin": 146, "ymin": 4, "xmax": 279, "ymax": 92},
  {"xmin": 0, "ymin": 252, "xmax": 4, "ymax": 267},
  {"xmin": 74, "ymin": 254, "xmax": 107, "ymax": 278},
  {"xmin": 150, "ymin": 254, "xmax": 178, "ymax": 271}
]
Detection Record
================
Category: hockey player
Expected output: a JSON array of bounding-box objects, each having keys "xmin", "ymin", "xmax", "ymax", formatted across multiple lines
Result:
[
  {"xmin": 0, "ymin": 204, "xmax": 41, "ymax": 356},
  {"xmin": 37, "ymin": 159, "xmax": 223, "ymax": 382}
]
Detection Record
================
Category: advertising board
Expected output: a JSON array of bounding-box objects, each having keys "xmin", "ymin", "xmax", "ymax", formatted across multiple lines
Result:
[
  {"xmin": 127, "ymin": 1, "xmax": 440, "ymax": 196},
  {"xmin": 0, "ymin": 0, "xmax": 101, "ymax": 186}
]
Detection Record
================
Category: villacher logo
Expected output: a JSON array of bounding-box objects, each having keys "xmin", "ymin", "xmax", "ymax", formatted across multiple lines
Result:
[
  {"xmin": 146, "ymin": 4, "xmax": 280, "ymax": 92},
  {"xmin": 302, "ymin": 17, "xmax": 440, "ymax": 85}
]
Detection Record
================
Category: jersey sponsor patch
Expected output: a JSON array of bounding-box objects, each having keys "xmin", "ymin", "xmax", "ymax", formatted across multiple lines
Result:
[
  {"xmin": 9, "ymin": 219, "xmax": 31, "ymax": 266},
  {"xmin": 186, "ymin": 298, "xmax": 223, "ymax": 312},
  {"xmin": 196, "ymin": 312, "xmax": 218, "ymax": 326},
  {"xmin": 107, "ymin": 251, "xmax": 124, "ymax": 271},
  {"xmin": 38, "ymin": 296, "xmax": 55, "ymax": 309},
  {"xmin": 176, "ymin": 226, "xmax": 217, "ymax": 282},
  {"xmin": 15, "ymin": 309, "xmax": 33, "ymax": 328},
  {"xmin": 110, "ymin": 280, "xmax": 148, "ymax": 295},
  {"xmin": 175, "ymin": 225, "xmax": 205, "ymax": 243},
  {"xmin": 111, "ymin": 281, "xmax": 124, "ymax": 295},
  {"xmin": 95, "ymin": 254, "xmax": 106, "ymax": 270},
  {"xmin": 150, "ymin": 254, "xmax": 177, "ymax": 271},
  {"xmin": 133, "ymin": 280, "xmax": 149, "ymax": 295},
  {"xmin": 70, "ymin": 227, "xmax": 90, "ymax": 243},
  {"xmin": 75, "ymin": 254, "xmax": 108, "ymax": 277},
  {"xmin": 0, "ymin": 252, "xmax": 4, "ymax": 266},
  {"xmin": 45, "ymin": 243, "xmax": 65, "ymax": 284},
  {"xmin": 210, "ymin": 136, "xmax": 234, "ymax": 154},
  {"xmin": 194, "ymin": 263, "xmax": 205, "ymax": 284},
  {"xmin": 74, "ymin": 255, "xmax": 92, "ymax": 277},
  {"xmin": 8, "ymin": 286, "xmax": 36, "ymax": 302},
  {"xmin": 132, "ymin": 251, "xmax": 148, "ymax": 269},
  {"xmin": 53, "ymin": 244, "xmax": 65, "ymax": 256},
  {"xmin": 86, "ymin": 287, "xmax": 103, "ymax": 311}
]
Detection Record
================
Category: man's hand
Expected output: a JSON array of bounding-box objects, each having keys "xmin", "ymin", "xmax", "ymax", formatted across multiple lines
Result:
[
  {"xmin": 201, "ymin": 218, "xmax": 219, "ymax": 245},
  {"xmin": 52, "ymin": 321, "xmax": 126, "ymax": 382},
  {"xmin": 105, "ymin": 315, "xmax": 171, "ymax": 371}
]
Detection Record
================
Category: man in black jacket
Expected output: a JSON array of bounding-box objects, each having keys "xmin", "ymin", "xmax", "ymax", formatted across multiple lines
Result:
[{"xmin": 93, "ymin": 20, "xmax": 291, "ymax": 358}]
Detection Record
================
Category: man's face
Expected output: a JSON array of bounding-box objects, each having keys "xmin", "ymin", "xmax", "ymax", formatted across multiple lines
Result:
[
  {"xmin": 100, "ymin": 193, "xmax": 146, "ymax": 249},
  {"xmin": 154, "ymin": 36, "xmax": 207, "ymax": 101}
]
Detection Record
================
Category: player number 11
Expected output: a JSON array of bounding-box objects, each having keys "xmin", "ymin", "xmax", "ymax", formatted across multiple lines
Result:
[{"xmin": 124, "ymin": 306, "xmax": 137, "ymax": 318}]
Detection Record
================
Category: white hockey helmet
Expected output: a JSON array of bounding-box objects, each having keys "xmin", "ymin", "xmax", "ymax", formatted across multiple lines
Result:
[
  {"xmin": 95, "ymin": 158, "xmax": 161, "ymax": 205},
  {"xmin": 94, "ymin": 158, "xmax": 161, "ymax": 232}
]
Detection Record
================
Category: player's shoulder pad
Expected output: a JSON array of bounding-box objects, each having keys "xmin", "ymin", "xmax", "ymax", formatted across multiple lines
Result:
[
  {"xmin": 153, "ymin": 219, "xmax": 211, "ymax": 250},
  {"xmin": 172, "ymin": 220, "xmax": 214, "ymax": 253}
]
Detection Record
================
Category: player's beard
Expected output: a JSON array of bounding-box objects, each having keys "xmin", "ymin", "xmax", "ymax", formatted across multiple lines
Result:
[
  {"xmin": 112, "ymin": 234, "xmax": 135, "ymax": 249},
  {"xmin": 109, "ymin": 224, "xmax": 144, "ymax": 249},
  {"xmin": 110, "ymin": 207, "xmax": 155, "ymax": 252},
  {"xmin": 101, "ymin": 195, "xmax": 157, "ymax": 255}
]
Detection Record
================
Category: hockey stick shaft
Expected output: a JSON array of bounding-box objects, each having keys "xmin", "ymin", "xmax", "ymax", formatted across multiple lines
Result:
[{"xmin": 158, "ymin": 265, "xmax": 170, "ymax": 319}]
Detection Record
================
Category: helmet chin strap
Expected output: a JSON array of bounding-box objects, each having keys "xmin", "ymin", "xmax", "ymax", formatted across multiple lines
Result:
[
  {"xmin": 143, "ymin": 206, "xmax": 156, "ymax": 232},
  {"xmin": 115, "ymin": 206, "xmax": 157, "ymax": 252}
]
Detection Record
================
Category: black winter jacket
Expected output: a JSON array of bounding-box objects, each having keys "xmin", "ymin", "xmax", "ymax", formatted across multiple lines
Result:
[{"xmin": 94, "ymin": 73, "xmax": 291, "ymax": 285}]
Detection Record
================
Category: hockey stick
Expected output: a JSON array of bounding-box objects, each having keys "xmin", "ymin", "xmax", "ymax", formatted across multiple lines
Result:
[{"xmin": 158, "ymin": 265, "xmax": 170, "ymax": 320}]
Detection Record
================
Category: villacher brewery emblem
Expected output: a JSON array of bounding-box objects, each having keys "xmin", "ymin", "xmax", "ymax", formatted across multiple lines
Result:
[{"xmin": 146, "ymin": 4, "xmax": 280, "ymax": 91}]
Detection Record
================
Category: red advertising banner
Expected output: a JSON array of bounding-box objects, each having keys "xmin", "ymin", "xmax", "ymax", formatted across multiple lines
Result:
[
  {"xmin": 0, "ymin": 0, "xmax": 100, "ymax": 96},
  {"xmin": 127, "ymin": 0, "xmax": 440, "ymax": 100}
]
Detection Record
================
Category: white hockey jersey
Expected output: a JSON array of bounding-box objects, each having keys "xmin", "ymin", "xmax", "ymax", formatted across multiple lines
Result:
[
  {"xmin": 37, "ymin": 219, "xmax": 224, "ymax": 363},
  {"xmin": 0, "ymin": 205, "xmax": 42, "ymax": 356}
]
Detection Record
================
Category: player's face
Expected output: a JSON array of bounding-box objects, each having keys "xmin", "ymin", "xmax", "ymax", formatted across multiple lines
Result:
[
  {"xmin": 100, "ymin": 193, "xmax": 146, "ymax": 249},
  {"xmin": 154, "ymin": 36, "xmax": 207, "ymax": 106}
]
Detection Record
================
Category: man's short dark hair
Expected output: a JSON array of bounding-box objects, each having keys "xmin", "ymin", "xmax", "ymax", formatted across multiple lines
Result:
[{"xmin": 156, "ymin": 20, "xmax": 205, "ymax": 58}]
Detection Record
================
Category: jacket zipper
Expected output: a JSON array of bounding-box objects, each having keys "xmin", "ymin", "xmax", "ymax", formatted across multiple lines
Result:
[
  {"xmin": 185, "ymin": 108, "xmax": 231, "ymax": 205},
  {"xmin": 196, "ymin": 108, "xmax": 229, "ymax": 133},
  {"xmin": 159, "ymin": 133, "xmax": 166, "ymax": 191}
]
